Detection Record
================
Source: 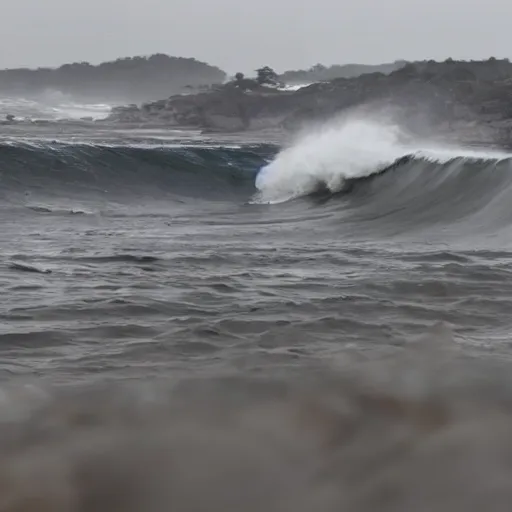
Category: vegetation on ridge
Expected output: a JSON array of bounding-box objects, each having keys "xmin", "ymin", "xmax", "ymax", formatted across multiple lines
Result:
[
  {"xmin": 228, "ymin": 67, "xmax": 282, "ymax": 91},
  {"xmin": 278, "ymin": 60, "xmax": 408, "ymax": 84}
]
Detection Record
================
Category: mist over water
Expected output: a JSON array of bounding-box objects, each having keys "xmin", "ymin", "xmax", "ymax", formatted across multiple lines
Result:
[
  {"xmin": 0, "ymin": 92, "xmax": 111, "ymax": 121},
  {"xmin": 2, "ymin": 114, "xmax": 512, "ymax": 510}
]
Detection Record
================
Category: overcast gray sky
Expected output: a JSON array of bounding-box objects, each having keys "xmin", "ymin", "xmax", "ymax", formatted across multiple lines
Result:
[{"xmin": 2, "ymin": 0, "xmax": 511, "ymax": 74}]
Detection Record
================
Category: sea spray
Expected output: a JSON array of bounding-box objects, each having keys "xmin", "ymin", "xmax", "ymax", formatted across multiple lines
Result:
[{"xmin": 254, "ymin": 119, "xmax": 408, "ymax": 203}]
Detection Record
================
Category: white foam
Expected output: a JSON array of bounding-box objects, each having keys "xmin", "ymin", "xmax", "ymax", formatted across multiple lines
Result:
[
  {"xmin": 254, "ymin": 117, "xmax": 512, "ymax": 204},
  {"xmin": 277, "ymin": 83, "xmax": 313, "ymax": 92},
  {"xmin": 254, "ymin": 119, "xmax": 407, "ymax": 203},
  {"xmin": 413, "ymin": 146, "xmax": 512, "ymax": 163}
]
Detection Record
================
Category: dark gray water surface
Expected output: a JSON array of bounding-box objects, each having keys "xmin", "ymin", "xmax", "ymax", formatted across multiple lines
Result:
[{"xmin": 2, "ymin": 127, "xmax": 512, "ymax": 511}]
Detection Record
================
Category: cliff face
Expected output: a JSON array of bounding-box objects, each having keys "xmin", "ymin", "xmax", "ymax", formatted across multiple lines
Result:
[
  {"xmin": 107, "ymin": 59, "xmax": 512, "ymax": 144},
  {"xmin": 0, "ymin": 54, "xmax": 226, "ymax": 103}
]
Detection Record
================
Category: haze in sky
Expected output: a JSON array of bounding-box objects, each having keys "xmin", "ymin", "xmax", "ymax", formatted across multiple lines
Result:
[{"xmin": 2, "ymin": 0, "xmax": 510, "ymax": 73}]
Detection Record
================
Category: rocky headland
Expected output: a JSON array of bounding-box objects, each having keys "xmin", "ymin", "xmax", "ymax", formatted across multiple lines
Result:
[{"xmin": 106, "ymin": 58, "xmax": 512, "ymax": 146}]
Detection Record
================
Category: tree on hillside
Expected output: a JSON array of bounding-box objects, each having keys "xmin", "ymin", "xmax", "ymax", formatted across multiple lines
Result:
[
  {"xmin": 279, "ymin": 61, "xmax": 407, "ymax": 84},
  {"xmin": 230, "ymin": 71, "xmax": 259, "ymax": 91},
  {"xmin": 310, "ymin": 63, "xmax": 327, "ymax": 73},
  {"xmin": 256, "ymin": 66, "xmax": 279, "ymax": 85}
]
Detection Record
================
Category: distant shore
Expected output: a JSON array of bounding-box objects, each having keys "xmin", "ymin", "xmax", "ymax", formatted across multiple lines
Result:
[{"xmin": 99, "ymin": 58, "xmax": 512, "ymax": 149}]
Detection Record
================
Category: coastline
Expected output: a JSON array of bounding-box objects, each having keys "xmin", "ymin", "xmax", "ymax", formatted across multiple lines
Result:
[{"xmin": 90, "ymin": 59, "xmax": 512, "ymax": 150}]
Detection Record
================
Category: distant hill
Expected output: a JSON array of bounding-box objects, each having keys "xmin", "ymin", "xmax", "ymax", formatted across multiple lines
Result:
[
  {"xmin": 279, "ymin": 61, "xmax": 408, "ymax": 84},
  {"xmin": 0, "ymin": 54, "xmax": 227, "ymax": 103}
]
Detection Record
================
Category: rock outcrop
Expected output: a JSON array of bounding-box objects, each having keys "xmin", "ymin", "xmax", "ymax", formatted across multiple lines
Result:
[{"xmin": 106, "ymin": 59, "xmax": 512, "ymax": 145}]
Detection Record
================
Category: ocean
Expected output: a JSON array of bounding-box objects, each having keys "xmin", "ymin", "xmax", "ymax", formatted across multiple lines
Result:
[{"xmin": 1, "ymin": 113, "xmax": 512, "ymax": 511}]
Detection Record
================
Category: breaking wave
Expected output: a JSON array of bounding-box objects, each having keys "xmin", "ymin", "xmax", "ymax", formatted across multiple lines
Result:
[
  {"xmin": 3, "ymin": 121, "xmax": 512, "ymax": 235},
  {"xmin": 254, "ymin": 119, "xmax": 512, "ymax": 203}
]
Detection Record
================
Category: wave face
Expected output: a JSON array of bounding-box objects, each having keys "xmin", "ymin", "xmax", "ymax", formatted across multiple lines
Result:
[{"xmin": 0, "ymin": 140, "xmax": 273, "ymax": 206}]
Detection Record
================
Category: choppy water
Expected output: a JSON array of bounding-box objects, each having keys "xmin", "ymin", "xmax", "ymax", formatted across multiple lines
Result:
[{"xmin": 2, "ymin": 117, "xmax": 512, "ymax": 511}]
